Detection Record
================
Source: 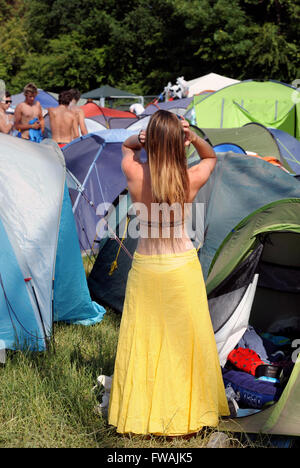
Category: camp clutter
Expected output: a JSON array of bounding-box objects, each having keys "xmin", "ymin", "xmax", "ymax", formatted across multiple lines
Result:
[
  {"xmin": 64, "ymin": 79, "xmax": 300, "ymax": 436},
  {"xmin": 1, "ymin": 77, "xmax": 300, "ymax": 436}
]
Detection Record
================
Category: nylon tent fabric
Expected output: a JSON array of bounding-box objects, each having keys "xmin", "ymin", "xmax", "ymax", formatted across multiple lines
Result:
[
  {"xmin": 202, "ymin": 123, "xmax": 281, "ymax": 158},
  {"xmin": 197, "ymin": 151, "xmax": 300, "ymax": 281},
  {"xmin": 206, "ymin": 200, "xmax": 300, "ymax": 293},
  {"xmin": 143, "ymin": 97, "xmax": 193, "ymax": 116},
  {"xmin": 88, "ymin": 194, "xmax": 137, "ymax": 313},
  {"xmin": 190, "ymin": 80, "xmax": 300, "ymax": 140},
  {"xmin": 53, "ymin": 184, "xmax": 106, "ymax": 326},
  {"xmin": 213, "ymin": 143, "xmax": 246, "ymax": 154},
  {"xmin": 206, "ymin": 202, "xmax": 300, "ymax": 436},
  {"xmin": 127, "ymin": 115, "xmax": 151, "ymax": 131},
  {"xmin": 62, "ymin": 130, "xmax": 137, "ymax": 253},
  {"xmin": 108, "ymin": 117, "xmax": 139, "ymax": 129},
  {"xmin": 81, "ymin": 102, "xmax": 135, "ymax": 119},
  {"xmin": 0, "ymin": 217, "xmax": 46, "ymax": 351},
  {"xmin": 186, "ymin": 73, "xmax": 240, "ymax": 97},
  {"xmin": 85, "ymin": 118, "xmax": 106, "ymax": 134},
  {"xmin": 0, "ymin": 135, "xmax": 66, "ymax": 347},
  {"xmin": 0, "ymin": 135, "xmax": 105, "ymax": 352},
  {"xmin": 268, "ymin": 128, "xmax": 300, "ymax": 175},
  {"xmin": 200, "ymin": 123, "xmax": 295, "ymax": 173}
]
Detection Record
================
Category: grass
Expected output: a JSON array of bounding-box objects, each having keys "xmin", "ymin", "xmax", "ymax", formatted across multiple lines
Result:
[
  {"xmin": 0, "ymin": 308, "xmax": 253, "ymax": 449},
  {"xmin": 0, "ymin": 310, "xmax": 119, "ymax": 448},
  {"xmin": 0, "ymin": 258, "xmax": 281, "ymax": 448}
]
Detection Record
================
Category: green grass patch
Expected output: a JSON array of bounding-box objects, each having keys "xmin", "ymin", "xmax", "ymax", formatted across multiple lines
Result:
[{"xmin": 0, "ymin": 307, "xmax": 267, "ymax": 448}]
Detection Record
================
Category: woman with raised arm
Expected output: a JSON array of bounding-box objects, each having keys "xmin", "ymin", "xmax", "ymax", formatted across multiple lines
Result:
[{"xmin": 108, "ymin": 110, "xmax": 229, "ymax": 437}]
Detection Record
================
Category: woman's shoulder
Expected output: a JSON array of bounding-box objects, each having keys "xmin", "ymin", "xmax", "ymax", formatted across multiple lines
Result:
[{"xmin": 122, "ymin": 154, "xmax": 148, "ymax": 180}]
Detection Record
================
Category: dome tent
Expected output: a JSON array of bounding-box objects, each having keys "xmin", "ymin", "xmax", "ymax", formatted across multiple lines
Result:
[
  {"xmin": 196, "ymin": 122, "xmax": 300, "ymax": 175},
  {"xmin": 80, "ymin": 102, "xmax": 137, "ymax": 129},
  {"xmin": 186, "ymin": 72, "xmax": 239, "ymax": 96},
  {"xmin": 0, "ymin": 135, "xmax": 105, "ymax": 358},
  {"xmin": 62, "ymin": 130, "xmax": 137, "ymax": 253},
  {"xmin": 207, "ymin": 200, "xmax": 300, "ymax": 436},
  {"xmin": 186, "ymin": 80, "xmax": 300, "ymax": 140}
]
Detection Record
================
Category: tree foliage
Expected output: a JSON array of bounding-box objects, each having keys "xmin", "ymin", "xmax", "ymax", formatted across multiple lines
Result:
[{"xmin": 0, "ymin": 0, "xmax": 299, "ymax": 95}]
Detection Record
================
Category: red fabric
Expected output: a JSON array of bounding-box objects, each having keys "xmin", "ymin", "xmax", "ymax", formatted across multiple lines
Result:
[
  {"xmin": 58, "ymin": 143, "xmax": 66, "ymax": 148},
  {"xmin": 81, "ymin": 102, "xmax": 136, "ymax": 119},
  {"xmin": 228, "ymin": 348, "xmax": 266, "ymax": 376}
]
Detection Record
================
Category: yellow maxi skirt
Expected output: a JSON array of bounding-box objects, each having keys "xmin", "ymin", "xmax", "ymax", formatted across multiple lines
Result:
[{"xmin": 108, "ymin": 248, "xmax": 229, "ymax": 436}]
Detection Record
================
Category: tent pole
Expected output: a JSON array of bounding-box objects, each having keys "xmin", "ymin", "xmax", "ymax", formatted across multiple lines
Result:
[
  {"xmin": 50, "ymin": 278, "xmax": 56, "ymax": 354},
  {"xmin": 31, "ymin": 284, "xmax": 49, "ymax": 351}
]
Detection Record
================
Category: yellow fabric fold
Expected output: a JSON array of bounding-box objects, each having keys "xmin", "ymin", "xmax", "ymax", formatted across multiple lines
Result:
[{"xmin": 108, "ymin": 248, "xmax": 229, "ymax": 436}]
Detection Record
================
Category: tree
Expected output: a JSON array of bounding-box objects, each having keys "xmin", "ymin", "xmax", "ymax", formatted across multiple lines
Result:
[
  {"xmin": 0, "ymin": 1, "xmax": 29, "ymax": 92},
  {"xmin": 1, "ymin": 0, "xmax": 299, "ymax": 95}
]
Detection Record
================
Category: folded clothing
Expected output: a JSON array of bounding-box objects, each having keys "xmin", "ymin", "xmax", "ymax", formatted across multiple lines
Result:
[{"xmin": 223, "ymin": 368, "xmax": 283, "ymax": 409}]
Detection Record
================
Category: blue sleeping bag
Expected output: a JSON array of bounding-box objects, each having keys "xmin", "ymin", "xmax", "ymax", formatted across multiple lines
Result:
[{"xmin": 223, "ymin": 368, "xmax": 283, "ymax": 409}]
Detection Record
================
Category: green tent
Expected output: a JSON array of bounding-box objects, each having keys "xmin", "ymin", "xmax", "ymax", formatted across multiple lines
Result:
[
  {"xmin": 199, "ymin": 123, "xmax": 295, "ymax": 173},
  {"xmin": 186, "ymin": 80, "xmax": 300, "ymax": 140},
  {"xmin": 206, "ymin": 200, "xmax": 300, "ymax": 436}
]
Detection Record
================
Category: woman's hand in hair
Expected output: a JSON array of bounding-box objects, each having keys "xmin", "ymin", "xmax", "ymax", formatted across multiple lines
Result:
[
  {"xmin": 180, "ymin": 118, "xmax": 194, "ymax": 146},
  {"xmin": 138, "ymin": 129, "xmax": 146, "ymax": 146}
]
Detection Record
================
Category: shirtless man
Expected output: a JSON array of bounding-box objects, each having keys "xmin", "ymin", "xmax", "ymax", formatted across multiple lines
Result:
[
  {"xmin": 14, "ymin": 83, "xmax": 44, "ymax": 140},
  {"xmin": 48, "ymin": 90, "xmax": 79, "ymax": 148},
  {"xmin": 68, "ymin": 88, "xmax": 88, "ymax": 136},
  {"xmin": 0, "ymin": 91, "xmax": 14, "ymax": 134}
]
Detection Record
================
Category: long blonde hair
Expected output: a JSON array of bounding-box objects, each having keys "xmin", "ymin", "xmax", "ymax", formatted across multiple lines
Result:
[{"xmin": 145, "ymin": 110, "xmax": 189, "ymax": 208}]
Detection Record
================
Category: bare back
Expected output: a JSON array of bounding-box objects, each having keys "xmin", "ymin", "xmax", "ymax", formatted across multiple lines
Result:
[
  {"xmin": 70, "ymin": 106, "xmax": 88, "ymax": 136},
  {"xmin": 48, "ymin": 105, "xmax": 79, "ymax": 144},
  {"xmin": 122, "ymin": 155, "xmax": 198, "ymax": 255}
]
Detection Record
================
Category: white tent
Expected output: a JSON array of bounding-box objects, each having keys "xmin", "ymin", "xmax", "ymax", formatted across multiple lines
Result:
[
  {"xmin": 186, "ymin": 73, "xmax": 240, "ymax": 97},
  {"xmin": 0, "ymin": 135, "xmax": 105, "ymax": 356}
]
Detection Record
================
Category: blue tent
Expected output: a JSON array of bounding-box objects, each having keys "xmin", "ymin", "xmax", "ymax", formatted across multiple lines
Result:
[
  {"xmin": 268, "ymin": 128, "xmax": 300, "ymax": 175},
  {"xmin": 143, "ymin": 97, "xmax": 193, "ymax": 116},
  {"xmin": 62, "ymin": 130, "xmax": 137, "ymax": 253},
  {"xmin": 0, "ymin": 135, "xmax": 105, "ymax": 354}
]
